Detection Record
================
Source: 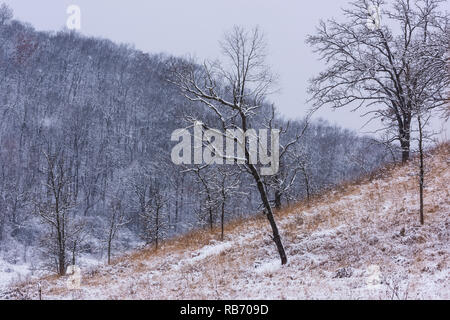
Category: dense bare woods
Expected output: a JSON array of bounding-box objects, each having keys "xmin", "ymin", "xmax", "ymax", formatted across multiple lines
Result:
[{"xmin": 0, "ymin": 6, "xmax": 393, "ymax": 273}]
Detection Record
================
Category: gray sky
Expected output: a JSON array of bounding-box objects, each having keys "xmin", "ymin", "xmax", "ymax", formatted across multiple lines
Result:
[{"xmin": 3, "ymin": 0, "xmax": 449, "ymax": 137}]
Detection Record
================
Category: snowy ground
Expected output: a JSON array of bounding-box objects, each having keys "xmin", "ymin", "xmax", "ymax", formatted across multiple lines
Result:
[
  {"xmin": 1, "ymin": 145, "xmax": 449, "ymax": 300},
  {"xmin": 0, "ymin": 258, "xmax": 31, "ymax": 291},
  {"xmin": 0, "ymin": 224, "xmax": 142, "ymax": 292},
  {"xmin": 0, "ymin": 246, "xmax": 101, "ymax": 292}
]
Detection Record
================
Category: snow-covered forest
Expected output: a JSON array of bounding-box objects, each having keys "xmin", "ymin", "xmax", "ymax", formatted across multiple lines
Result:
[
  {"xmin": 0, "ymin": 0, "xmax": 448, "ymax": 300},
  {"xmin": 0, "ymin": 4, "xmax": 392, "ymax": 284}
]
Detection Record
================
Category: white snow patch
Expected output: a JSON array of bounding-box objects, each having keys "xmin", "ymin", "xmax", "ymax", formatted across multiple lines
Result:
[
  {"xmin": 255, "ymin": 260, "xmax": 281, "ymax": 275},
  {"xmin": 0, "ymin": 258, "xmax": 31, "ymax": 290},
  {"xmin": 191, "ymin": 241, "xmax": 233, "ymax": 262}
]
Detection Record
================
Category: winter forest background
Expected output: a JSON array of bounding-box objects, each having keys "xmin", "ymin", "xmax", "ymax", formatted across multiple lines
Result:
[{"xmin": 0, "ymin": 0, "xmax": 448, "ymax": 285}]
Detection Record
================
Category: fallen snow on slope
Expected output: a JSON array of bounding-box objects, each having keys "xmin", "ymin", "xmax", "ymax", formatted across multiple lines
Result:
[
  {"xmin": 1, "ymin": 147, "xmax": 449, "ymax": 300},
  {"xmin": 191, "ymin": 241, "xmax": 234, "ymax": 262},
  {"xmin": 0, "ymin": 259, "xmax": 30, "ymax": 291},
  {"xmin": 172, "ymin": 240, "xmax": 234, "ymax": 271},
  {"xmin": 255, "ymin": 260, "xmax": 281, "ymax": 275}
]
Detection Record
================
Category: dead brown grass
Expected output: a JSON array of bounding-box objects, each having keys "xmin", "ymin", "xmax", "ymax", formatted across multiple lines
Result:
[{"xmin": 7, "ymin": 142, "xmax": 449, "ymax": 299}]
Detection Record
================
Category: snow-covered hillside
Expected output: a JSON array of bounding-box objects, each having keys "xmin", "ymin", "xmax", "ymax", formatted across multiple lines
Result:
[{"xmin": 1, "ymin": 144, "xmax": 449, "ymax": 300}]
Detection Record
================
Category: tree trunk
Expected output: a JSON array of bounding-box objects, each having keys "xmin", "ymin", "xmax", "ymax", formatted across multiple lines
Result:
[
  {"xmin": 56, "ymin": 216, "xmax": 66, "ymax": 275},
  {"xmin": 401, "ymin": 139, "xmax": 410, "ymax": 163},
  {"xmin": 72, "ymin": 242, "xmax": 77, "ymax": 265},
  {"xmin": 155, "ymin": 208, "xmax": 159, "ymax": 250},
  {"xmin": 251, "ymin": 170, "xmax": 287, "ymax": 265},
  {"xmin": 221, "ymin": 201, "xmax": 225, "ymax": 241},
  {"xmin": 241, "ymin": 114, "xmax": 287, "ymax": 265},
  {"xmin": 107, "ymin": 238, "xmax": 112, "ymax": 264},
  {"xmin": 399, "ymin": 118, "xmax": 411, "ymax": 163},
  {"xmin": 209, "ymin": 207, "xmax": 213, "ymax": 232},
  {"xmin": 418, "ymin": 115, "xmax": 424, "ymax": 225},
  {"xmin": 0, "ymin": 217, "xmax": 4, "ymax": 242},
  {"xmin": 175, "ymin": 183, "xmax": 179, "ymax": 232},
  {"xmin": 274, "ymin": 190, "xmax": 282, "ymax": 210},
  {"xmin": 58, "ymin": 249, "xmax": 65, "ymax": 276}
]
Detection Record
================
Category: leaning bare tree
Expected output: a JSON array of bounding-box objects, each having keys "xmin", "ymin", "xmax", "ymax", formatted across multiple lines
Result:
[
  {"xmin": 307, "ymin": 0, "xmax": 449, "ymax": 163},
  {"xmin": 170, "ymin": 26, "xmax": 288, "ymax": 264}
]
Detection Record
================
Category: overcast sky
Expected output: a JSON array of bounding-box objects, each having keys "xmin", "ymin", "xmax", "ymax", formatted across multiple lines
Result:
[{"xmin": 3, "ymin": 0, "xmax": 449, "ymax": 137}]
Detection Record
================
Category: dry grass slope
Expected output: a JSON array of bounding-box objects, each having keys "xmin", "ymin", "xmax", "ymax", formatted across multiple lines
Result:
[{"xmin": 2, "ymin": 143, "xmax": 449, "ymax": 300}]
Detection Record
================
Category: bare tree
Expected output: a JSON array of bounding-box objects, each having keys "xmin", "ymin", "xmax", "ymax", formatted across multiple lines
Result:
[
  {"xmin": 307, "ymin": 0, "xmax": 449, "ymax": 163},
  {"xmin": 215, "ymin": 168, "xmax": 242, "ymax": 241},
  {"xmin": 68, "ymin": 218, "xmax": 87, "ymax": 266},
  {"xmin": 37, "ymin": 149, "xmax": 76, "ymax": 275},
  {"xmin": 140, "ymin": 185, "xmax": 168, "ymax": 251},
  {"xmin": 264, "ymin": 106, "xmax": 310, "ymax": 209},
  {"xmin": 0, "ymin": 3, "xmax": 13, "ymax": 26},
  {"xmin": 170, "ymin": 26, "xmax": 288, "ymax": 264},
  {"xmin": 412, "ymin": 88, "xmax": 438, "ymax": 225},
  {"xmin": 191, "ymin": 166, "xmax": 218, "ymax": 231},
  {"xmin": 106, "ymin": 198, "xmax": 129, "ymax": 264},
  {"xmin": 187, "ymin": 165, "xmax": 241, "ymax": 240},
  {"xmin": 417, "ymin": 114, "xmax": 425, "ymax": 225}
]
